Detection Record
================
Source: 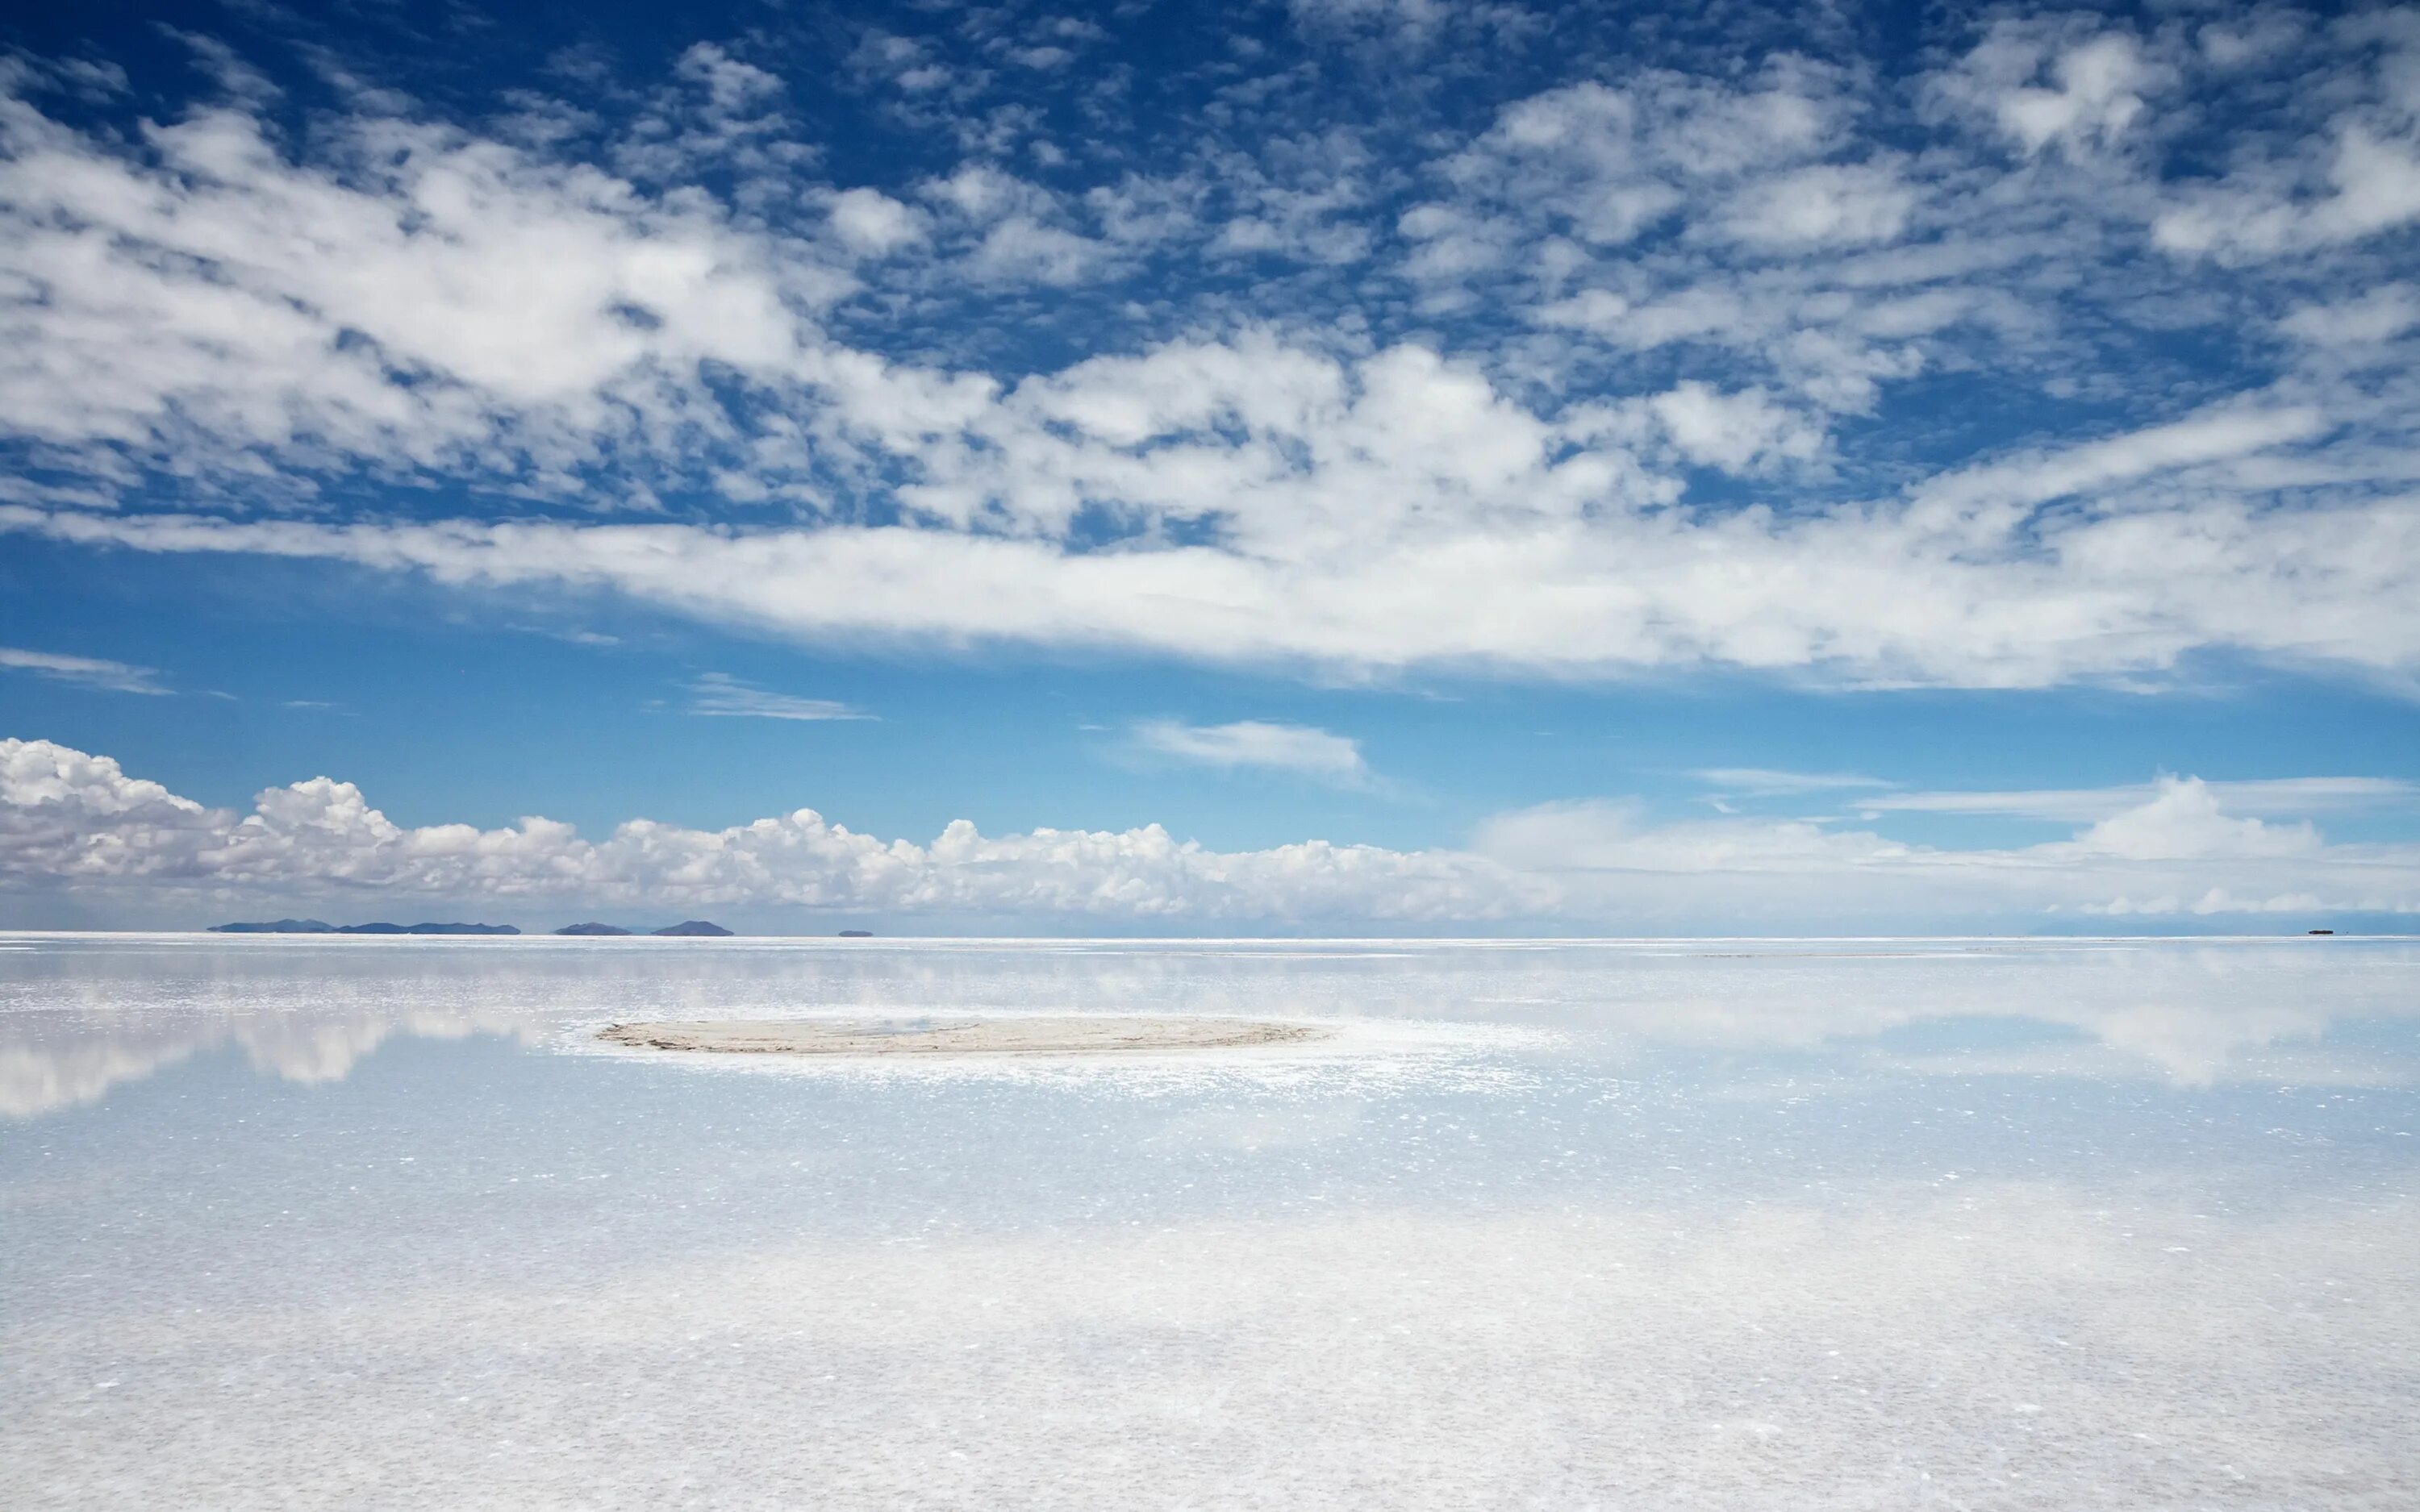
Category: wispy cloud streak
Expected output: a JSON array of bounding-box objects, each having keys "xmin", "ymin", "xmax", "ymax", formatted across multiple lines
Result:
[
  {"xmin": 1133, "ymin": 720, "xmax": 1371, "ymax": 785},
  {"xmin": 0, "ymin": 648, "xmax": 169, "ymax": 696},
  {"xmin": 686, "ymin": 673, "xmax": 870, "ymax": 722}
]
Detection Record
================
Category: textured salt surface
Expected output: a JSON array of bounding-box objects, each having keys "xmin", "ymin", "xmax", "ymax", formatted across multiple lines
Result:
[
  {"xmin": 4, "ymin": 935, "xmax": 2418, "ymax": 1509},
  {"xmin": 11, "ymin": 1193, "xmax": 2417, "ymax": 1509},
  {"xmin": 599, "ymin": 1014, "xmax": 1326, "ymax": 1056}
]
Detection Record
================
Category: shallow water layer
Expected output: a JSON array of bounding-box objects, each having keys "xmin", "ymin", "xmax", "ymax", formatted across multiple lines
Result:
[{"xmin": 2, "ymin": 934, "xmax": 2416, "ymax": 1509}]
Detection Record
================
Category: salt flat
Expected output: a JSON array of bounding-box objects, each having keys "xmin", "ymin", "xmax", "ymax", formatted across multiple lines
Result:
[{"xmin": 3, "ymin": 935, "xmax": 2416, "ymax": 1509}]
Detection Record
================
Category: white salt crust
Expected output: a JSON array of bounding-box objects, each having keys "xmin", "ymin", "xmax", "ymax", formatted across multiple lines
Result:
[
  {"xmin": 7, "ymin": 1189, "xmax": 2417, "ymax": 1510},
  {"xmin": 597, "ymin": 1015, "xmax": 1330, "ymax": 1056}
]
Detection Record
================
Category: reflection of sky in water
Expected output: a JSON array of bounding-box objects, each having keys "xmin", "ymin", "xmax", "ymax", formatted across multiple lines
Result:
[{"xmin": 4, "ymin": 935, "xmax": 2417, "ymax": 1507}]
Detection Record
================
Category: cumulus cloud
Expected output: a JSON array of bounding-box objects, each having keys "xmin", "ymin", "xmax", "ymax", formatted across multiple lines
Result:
[
  {"xmin": 4, "ymin": 741, "xmax": 2414, "ymax": 928},
  {"xmin": 1994, "ymin": 35, "xmax": 2156, "ymax": 156},
  {"xmin": 1133, "ymin": 720, "xmax": 1370, "ymax": 784},
  {"xmin": 2063, "ymin": 778, "xmax": 2319, "ymax": 862},
  {"xmin": 0, "ymin": 739, "xmax": 1533, "ymax": 926},
  {"xmin": 1646, "ymin": 383, "xmax": 1825, "ymax": 474},
  {"xmin": 0, "ymin": 647, "xmax": 169, "ymax": 695},
  {"xmin": 824, "ymin": 187, "xmax": 930, "ymax": 256}
]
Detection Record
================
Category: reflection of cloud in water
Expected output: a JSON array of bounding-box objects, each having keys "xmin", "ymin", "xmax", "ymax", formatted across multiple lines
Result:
[
  {"xmin": 1871, "ymin": 1042, "xmax": 2416, "ymax": 1089},
  {"xmin": 0, "ymin": 943, "xmax": 554, "ymax": 1116},
  {"xmin": 2, "ymin": 935, "xmax": 2415, "ymax": 1115},
  {"xmin": 0, "ymin": 1014, "xmax": 536, "ymax": 1118}
]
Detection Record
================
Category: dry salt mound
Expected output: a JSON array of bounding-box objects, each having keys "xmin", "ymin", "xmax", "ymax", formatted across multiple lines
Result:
[{"xmin": 598, "ymin": 1016, "xmax": 1327, "ymax": 1057}]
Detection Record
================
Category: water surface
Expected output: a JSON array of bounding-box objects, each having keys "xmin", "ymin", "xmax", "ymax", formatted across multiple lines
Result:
[{"xmin": 3, "ymin": 935, "xmax": 2415, "ymax": 1508}]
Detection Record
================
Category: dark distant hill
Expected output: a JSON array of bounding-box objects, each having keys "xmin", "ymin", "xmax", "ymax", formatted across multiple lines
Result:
[
  {"xmin": 340, "ymin": 922, "xmax": 519, "ymax": 935},
  {"xmin": 651, "ymin": 920, "xmax": 733, "ymax": 936},
  {"xmin": 555, "ymin": 922, "xmax": 633, "ymax": 936},
  {"xmin": 837, "ymin": 929, "xmax": 874, "ymax": 938},
  {"xmin": 209, "ymin": 919, "xmax": 517, "ymax": 935},
  {"xmin": 209, "ymin": 918, "xmax": 334, "ymax": 934}
]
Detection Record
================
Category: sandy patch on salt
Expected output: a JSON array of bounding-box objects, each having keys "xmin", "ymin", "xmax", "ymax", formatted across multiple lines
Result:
[{"xmin": 598, "ymin": 1016, "xmax": 1328, "ymax": 1057}]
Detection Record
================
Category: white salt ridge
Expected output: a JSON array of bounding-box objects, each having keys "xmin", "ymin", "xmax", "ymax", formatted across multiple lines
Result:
[
  {"xmin": 597, "ymin": 1014, "xmax": 1330, "ymax": 1056},
  {"xmin": 569, "ymin": 1010, "xmax": 1545, "ymax": 1093}
]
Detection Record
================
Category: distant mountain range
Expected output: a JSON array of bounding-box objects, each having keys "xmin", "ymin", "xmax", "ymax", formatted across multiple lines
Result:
[
  {"xmin": 208, "ymin": 920, "xmax": 520, "ymax": 935},
  {"xmin": 555, "ymin": 920, "xmax": 734, "ymax": 937},
  {"xmin": 209, "ymin": 918, "xmax": 734, "ymax": 936}
]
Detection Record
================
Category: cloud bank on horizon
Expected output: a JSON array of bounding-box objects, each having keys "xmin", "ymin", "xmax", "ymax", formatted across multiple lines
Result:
[
  {"xmin": 5, "ymin": 739, "xmax": 2413, "ymax": 929},
  {"xmin": 0, "ymin": 2, "xmax": 2414, "ymax": 689}
]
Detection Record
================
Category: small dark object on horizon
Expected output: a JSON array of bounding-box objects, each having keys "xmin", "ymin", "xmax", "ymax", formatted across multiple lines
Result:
[
  {"xmin": 652, "ymin": 920, "xmax": 734, "ymax": 936},
  {"xmin": 556, "ymin": 922, "xmax": 634, "ymax": 936},
  {"xmin": 837, "ymin": 929, "xmax": 874, "ymax": 938},
  {"xmin": 2309, "ymin": 928, "xmax": 2334, "ymax": 935}
]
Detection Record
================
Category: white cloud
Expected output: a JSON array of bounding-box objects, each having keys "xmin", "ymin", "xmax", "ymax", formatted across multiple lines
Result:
[
  {"xmin": 1713, "ymin": 162, "xmax": 1916, "ymax": 247},
  {"xmin": 0, "ymin": 646, "xmax": 169, "ymax": 695},
  {"xmin": 1692, "ymin": 768, "xmax": 1890, "ymax": 797},
  {"xmin": 2156, "ymin": 127, "xmax": 2420, "ymax": 259},
  {"xmin": 1467, "ymin": 776, "xmax": 2420, "ymax": 923},
  {"xmin": 2062, "ymin": 778, "xmax": 2321, "ymax": 862},
  {"xmin": 1471, "ymin": 798, "xmax": 1907, "ymax": 877},
  {"xmin": 686, "ymin": 673, "xmax": 870, "ymax": 722},
  {"xmin": 1133, "ymin": 720, "xmax": 1369, "ymax": 784},
  {"xmin": 1429, "ymin": 70, "xmax": 1842, "ymax": 256},
  {"xmin": 0, "ymin": 81, "xmax": 825, "ymax": 489},
  {"xmin": 911, "ymin": 165, "xmax": 1115, "ymax": 285},
  {"xmin": 5, "ymin": 741, "xmax": 2416, "ymax": 928},
  {"xmin": 969, "ymin": 216, "xmax": 1108, "ymax": 285},
  {"xmin": 674, "ymin": 43, "xmax": 782, "ymax": 116},
  {"xmin": 2148, "ymin": 23, "xmax": 2420, "ymax": 261},
  {"xmin": 1284, "ymin": 0, "xmax": 1526, "ymax": 48},
  {"xmin": 2280, "ymin": 285, "xmax": 2420, "ymax": 350},
  {"xmin": 0, "ymin": 28, "xmax": 2416, "ymax": 698},
  {"xmin": 1858, "ymin": 777, "xmax": 2417, "ymax": 823},
  {"xmin": 1994, "ymin": 35, "xmax": 2155, "ymax": 156},
  {"xmin": 0, "ymin": 739, "xmax": 1532, "ymax": 925},
  {"xmin": 5, "ymin": 364, "xmax": 2407, "ymax": 689},
  {"xmin": 1646, "ymin": 383, "xmax": 1825, "ymax": 475},
  {"xmin": 824, "ymin": 187, "xmax": 929, "ymax": 256}
]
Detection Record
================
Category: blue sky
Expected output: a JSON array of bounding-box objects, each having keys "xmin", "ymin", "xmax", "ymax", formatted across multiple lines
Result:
[{"xmin": 2, "ymin": 0, "xmax": 2418, "ymax": 931}]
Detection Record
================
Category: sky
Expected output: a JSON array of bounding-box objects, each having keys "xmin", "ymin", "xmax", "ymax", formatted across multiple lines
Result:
[{"xmin": 2, "ymin": 0, "xmax": 2418, "ymax": 933}]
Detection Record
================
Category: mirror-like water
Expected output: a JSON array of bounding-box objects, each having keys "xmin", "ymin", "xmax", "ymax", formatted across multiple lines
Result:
[{"xmin": 3, "ymin": 935, "xmax": 2415, "ymax": 1508}]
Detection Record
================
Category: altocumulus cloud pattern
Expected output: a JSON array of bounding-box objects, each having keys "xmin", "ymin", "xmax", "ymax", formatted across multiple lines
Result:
[{"xmin": 1, "ymin": 6, "xmax": 2418, "ymax": 689}]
